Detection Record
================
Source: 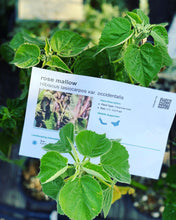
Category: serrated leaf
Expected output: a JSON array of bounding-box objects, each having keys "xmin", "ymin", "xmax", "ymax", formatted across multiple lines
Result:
[
  {"xmin": 59, "ymin": 175, "xmax": 103, "ymax": 220},
  {"xmin": 41, "ymin": 176, "xmax": 64, "ymax": 200},
  {"xmin": 38, "ymin": 151, "xmax": 68, "ymax": 184},
  {"xmin": 50, "ymin": 30, "xmax": 89, "ymax": 57},
  {"xmin": 101, "ymin": 141, "xmax": 131, "ymax": 184},
  {"xmin": 156, "ymin": 45, "xmax": 172, "ymax": 67},
  {"xmin": 102, "ymin": 187, "xmax": 113, "ymax": 218},
  {"xmin": 10, "ymin": 31, "xmax": 45, "ymax": 50},
  {"xmin": 124, "ymin": 43, "xmax": 162, "ymax": 86},
  {"xmin": 132, "ymin": 9, "xmax": 149, "ymax": 25},
  {"xmin": 12, "ymin": 43, "xmax": 40, "ymax": 68},
  {"xmin": 45, "ymin": 55, "xmax": 71, "ymax": 72},
  {"xmin": 82, "ymin": 161, "xmax": 112, "ymax": 183},
  {"xmin": 43, "ymin": 123, "xmax": 74, "ymax": 153},
  {"xmin": 112, "ymin": 185, "xmax": 135, "ymax": 203},
  {"xmin": 97, "ymin": 17, "xmax": 133, "ymax": 54},
  {"xmin": 151, "ymin": 26, "xmax": 168, "ymax": 46},
  {"xmin": 76, "ymin": 130, "xmax": 111, "ymax": 158}
]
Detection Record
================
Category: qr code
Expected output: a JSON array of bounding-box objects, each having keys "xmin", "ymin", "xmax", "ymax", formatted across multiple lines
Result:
[{"xmin": 158, "ymin": 98, "xmax": 172, "ymax": 110}]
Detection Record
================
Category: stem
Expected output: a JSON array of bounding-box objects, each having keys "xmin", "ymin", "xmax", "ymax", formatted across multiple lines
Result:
[
  {"xmin": 97, "ymin": 177, "xmax": 112, "ymax": 188},
  {"xmin": 128, "ymin": 73, "xmax": 135, "ymax": 84},
  {"xmin": 7, "ymin": 144, "xmax": 12, "ymax": 159},
  {"xmin": 69, "ymin": 152, "xmax": 76, "ymax": 162},
  {"xmin": 113, "ymin": 57, "xmax": 123, "ymax": 64},
  {"xmin": 131, "ymin": 179, "xmax": 148, "ymax": 191},
  {"xmin": 82, "ymin": 156, "xmax": 87, "ymax": 162}
]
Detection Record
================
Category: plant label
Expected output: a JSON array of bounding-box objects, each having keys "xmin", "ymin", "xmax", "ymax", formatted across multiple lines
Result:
[
  {"xmin": 19, "ymin": 67, "xmax": 176, "ymax": 179},
  {"xmin": 17, "ymin": 0, "xmax": 84, "ymax": 21}
]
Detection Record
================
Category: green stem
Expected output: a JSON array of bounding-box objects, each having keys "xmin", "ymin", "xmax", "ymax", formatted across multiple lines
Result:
[
  {"xmin": 82, "ymin": 156, "xmax": 87, "ymax": 162},
  {"xmin": 128, "ymin": 73, "xmax": 135, "ymax": 84},
  {"xmin": 131, "ymin": 180, "xmax": 148, "ymax": 191},
  {"xmin": 113, "ymin": 57, "xmax": 123, "ymax": 64},
  {"xmin": 69, "ymin": 152, "xmax": 76, "ymax": 162},
  {"xmin": 97, "ymin": 177, "xmax": 112, "ymax": 188}
]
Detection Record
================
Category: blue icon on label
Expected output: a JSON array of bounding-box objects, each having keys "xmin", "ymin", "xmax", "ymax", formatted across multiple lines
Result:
[
  {"xmin": 111, "ymin": 120, "xmax": 120, "ymax": 127},
  {"xmin": 99, "ymin": 117, "xmax": 107, "ymax": 125},
  {"xmin": 32, "ymin": 140, "xmax": 37, "ymax": 145}
]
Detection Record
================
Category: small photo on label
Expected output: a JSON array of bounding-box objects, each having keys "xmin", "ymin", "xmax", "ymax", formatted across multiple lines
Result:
[{"xmin": 34, "ymin": 89, "xmax": 93, "ymax": 133}]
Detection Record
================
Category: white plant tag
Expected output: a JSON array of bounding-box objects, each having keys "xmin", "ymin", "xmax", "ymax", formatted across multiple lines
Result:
[{"xmin": 19, "ymin": 67, "xmax": 176, "ymax": 179}]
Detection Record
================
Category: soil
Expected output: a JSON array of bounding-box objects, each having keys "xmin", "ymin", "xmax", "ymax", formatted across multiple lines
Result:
[
  {"xmin": 21, "ymin": 158, "xmax": 51, "ymax": 202},
  {"xmin": 131, "ymin": 168, "xmax": 168, "ymax": 219}
]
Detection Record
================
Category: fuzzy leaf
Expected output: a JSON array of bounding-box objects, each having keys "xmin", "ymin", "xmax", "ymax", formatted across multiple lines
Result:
[
  {"xmin": 45, "ymin": 55, "xmax": 71, "ymax": 72},
  {"xmin": 82, "ymin": 161, "xmax": 112, "ymax": 182},
  {"xmin": 50, "ymin": 30, "xmax": 89, "ymax": 57},
  {"xmin": 102, "ymin": 187, "xmax": 113, "ymax": 218},
  {"xmin": 43, "ymin": 123, "xmax": 74, "ymax": 153},
  {"xmin": 41, "ymin": 176, "xmax": 64, "ymax": 200},
  {"xmin": 157, "ymin": 45, "xmax": 172, "ymax": 67},
  {"xmin": 132, "ymin": 9, "xmax": 149, "ymax": 25},
  {"xmin": 112, "ymin": 185, "xmax": 135, "ymax": 203},
  {"xmin": 59, "ymin": 175, "xmax": 103, "ymax": 220},
  {"xmin": 76, "ymin": 130, "xmax": 111, "ymax": 158},
  {"xmin": 38, "ymin": 151, "xmax": 68, "ymax": 184},
  {"xmin": 151, "ymin": 26, "xmax": 168, "ymax": 46},
  {"xmin": 124, "ymin": 43, "xmax": 162, "ymax": 86},
  {"xmin": 97, "ymin": 17, "xmax": 133, "ymax": 54},
  {"xmin": 12, "ymin": 43, "xmax": 40, "ymax": 68},
  {"xmin": 101, "ymin": 141, "xmax": 131, "ymax": 184},
  {"xmin": 126, "ymin": 11, "xmax": 142, "ymax": 24}
]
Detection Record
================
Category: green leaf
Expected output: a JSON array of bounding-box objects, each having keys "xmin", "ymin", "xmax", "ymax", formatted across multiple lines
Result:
[
  {"xmin": 0, "ymin": 42, "xmax": 14, "ymax": 62},
  {"xmin": 45, "ymin": 55, "xmax": 71, "ymax": 72},
  {"xmin": 163, "ymin": 203, "xmax": 176, "ymax": 220},
  {"xmin": 97, "ymin": 17, "xmax": 133, "ymax": 54},
  {"xmin": 44, "ymin": 38, "xmax": 51, "ymax": 56},
  {"xmin": 10, "ymin": 31, "xmax": 45, "ymax": 50},
  {"xmin": 124, "ymin": 43, "xmax": 162, "ymax": 86},
  {"xmin": 102, "ymin": 186, "xmax": 113, "ymax": 218},
  {"xmin": 82, "ymin": 161, "xmax": 112, "ymax": 182},
  {"xmin": 12, "ymin": 43, "xmax": 40, "ymax": 68},
  {"xmin": 10, "ymin": 32, "xmax": 26, "ymax": 50},
  {"xmin": 41, "ymin": 176, "xmax": 64, "ymax": 200},
  {"xmin": 59, "ymin": 175, "xmax": 103, "ymax": 220},
  {"xmin": 151, "ymin": 26, "xmax": 168, "ymax": 46},
  {"xmin": 101, "ymin": 141, "xmax": 131, "ymax": 184},
  {"xmin": 57, "ymin": 200, "xmax": 64, "ymax": 215},
  {"xmin": 76, "ymin": 130, "xmax": 111, "ymax": 158},
  {"xmin": 38, "ymin": 151, "xmax": 68, "ymax": 184},
  {"xmin": 43, "ymin": 123, "xmax": 74, "ymax": 153},
  {"xmin": 166, "ymin": 165, "xmax": 176, "ymax": 184},
  {"xmin": 126, "ymin": 11, "xmax": 142, "ymax": 25},
  {"xmin": 157, "ymin": 45, "xmax": 172, "ymax": 67},
  {"xmin": 74, "ymin": 56, "xmax": 99, "ymax": 77},
  {"xmin": 50, "ymin": 30, "xmax": 89, "ymax": 57},
  {"xmin": 132, "ymin": 9, "xmax": 149, "ymax": 25},
  {"xmin": 0, "ymin": 151, "xmax": 25, "ymax": 167}
]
